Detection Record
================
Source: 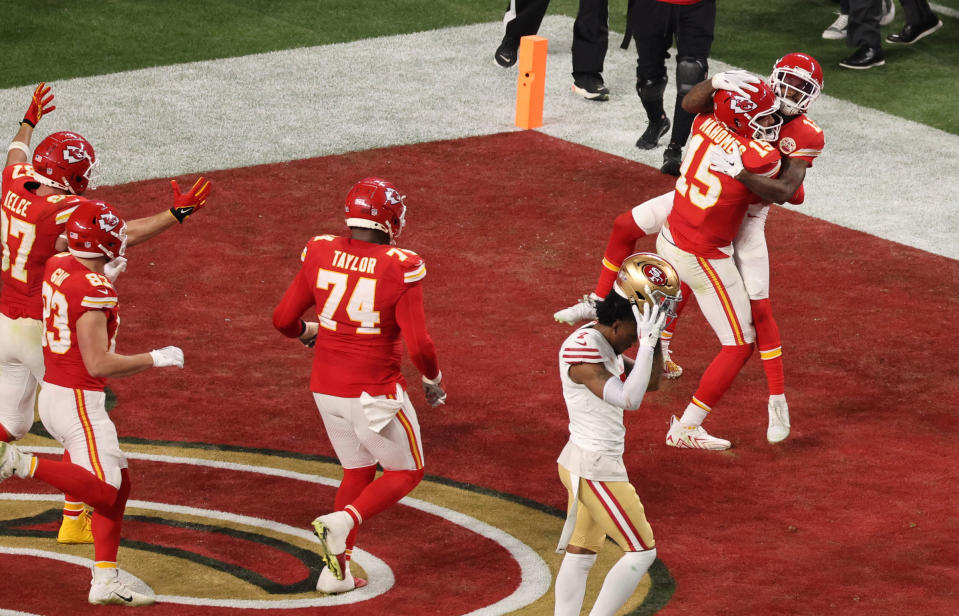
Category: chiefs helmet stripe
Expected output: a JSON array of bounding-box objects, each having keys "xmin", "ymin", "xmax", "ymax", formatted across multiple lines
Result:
[{"xmin": 697, "ymin": 256, "xmax": 747, "ymax": 346}]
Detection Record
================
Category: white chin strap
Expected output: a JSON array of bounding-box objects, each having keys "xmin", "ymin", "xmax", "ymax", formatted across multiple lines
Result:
[{"xmin": 34, "ymin": 173, "xmax": 71, "ymax": 193}]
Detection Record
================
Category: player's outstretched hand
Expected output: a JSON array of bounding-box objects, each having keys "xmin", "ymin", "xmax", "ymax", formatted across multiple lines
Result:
[
  {"xmin": 422, "ymin": 372, "xmax": 447, "ymax": 407},
  {"xmin": 631, "ymin": 289, "xmax": 666, "ymax": 348},
  {"xmin": 711, "ymin": 70, "xmax": 761, "ymax": 99},
  {"xmin": 170, "ymin": 177, "xmax": 212, "ymax": 223},
  {"xmin": 150, "ymin": 346, "xmax": 184, "ymax": 368},
  {"xmin": 22, "ymin": 82, "xmax": 55, "ymax": 127},
  {"xmin": 104, "ymin": 257, "xmax": 127, "ymax": 283},
  {"xmin": 708, "ymin": 144, "xmax": 745, "ymax": 178},
  {"xmin": 299, "ymin": 321, "xmax": 319, "ymax": 348}
]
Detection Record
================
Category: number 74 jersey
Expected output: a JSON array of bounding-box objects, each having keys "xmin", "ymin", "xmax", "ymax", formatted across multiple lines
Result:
[
  {"xmin": 666, "ymin": 114, "xmax": 782, "ymax": 259},
  {"xmin": 273, "ymin": 234, "xmax": 437, "ymax": 398}
]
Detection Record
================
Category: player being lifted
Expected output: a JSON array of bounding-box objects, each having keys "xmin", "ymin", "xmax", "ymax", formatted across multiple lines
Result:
[
  {"xmin": 554, "ymin": 53, "xmax": 825, "ymax": 445},
  {"xmin": 0, "ymin": 200, "xmax": 192, "ymax": 605},
  {"xmin": 273, "ymin": 177, "xmax": 447, "ymax": 594},
  {"xmin": 0, "ymin": 82, "xmax": 212, "ymax": 544},
  {"xmin": 553, "ymin": 252, "xmax": 679, "ymax": 616}
]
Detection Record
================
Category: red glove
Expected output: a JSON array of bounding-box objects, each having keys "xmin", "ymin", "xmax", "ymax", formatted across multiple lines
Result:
[
  {"xmin": 22, "ymin": 82, "xmax": 55, "ymax": 127},
  {"xmin": 169, "ymin": 177, "xmax": 212, "ymax": 223}
]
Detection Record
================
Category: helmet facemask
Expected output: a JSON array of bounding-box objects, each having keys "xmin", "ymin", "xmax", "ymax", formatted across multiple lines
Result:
[{"xmin": 770, "ymin": 68, "xmax": 821, "ymax": 116}]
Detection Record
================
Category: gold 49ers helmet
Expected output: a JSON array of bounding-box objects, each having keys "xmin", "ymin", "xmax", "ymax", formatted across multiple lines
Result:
[{"xmin": 613, "ymin": 252, "xmax": 683, "ymax": 322}]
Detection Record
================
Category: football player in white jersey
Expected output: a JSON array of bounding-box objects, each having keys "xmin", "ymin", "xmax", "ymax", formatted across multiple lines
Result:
[{"xmin": 553, "ymin": 252, "xmax": 680, "ymax": 616}]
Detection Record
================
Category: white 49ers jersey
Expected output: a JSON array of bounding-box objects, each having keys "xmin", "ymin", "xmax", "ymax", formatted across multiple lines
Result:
[{"xmin": 558, "ymin": 324, "xmax": 627, "ymax": 458}]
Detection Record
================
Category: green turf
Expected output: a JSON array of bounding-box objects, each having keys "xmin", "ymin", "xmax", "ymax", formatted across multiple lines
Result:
[{"xmin": 1, "ymin": 0, "xmax": 956, "ymax": 133}]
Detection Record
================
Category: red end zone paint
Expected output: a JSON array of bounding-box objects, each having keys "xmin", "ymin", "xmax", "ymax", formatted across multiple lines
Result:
[{"xmin": 14, "ymin": 130, "xmax": 956, "ymax": 615}]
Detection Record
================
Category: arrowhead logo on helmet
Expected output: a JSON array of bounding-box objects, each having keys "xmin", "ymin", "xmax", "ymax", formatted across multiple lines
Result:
[{"xmin": 344, "ymin": 177, "xmax": 408, "ymax": 243}]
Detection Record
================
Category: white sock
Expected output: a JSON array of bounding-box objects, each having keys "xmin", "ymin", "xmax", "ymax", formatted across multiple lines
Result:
[
  {"xmin": 679, "ymin": 402, "xmax": 708, "ymax": 427},
  {"xmin": 588, "ymin": 548, "xmax": 656, "ymax": 616},
  {"xmin": 554, "ymin": 552, "xmax": 597, "ymax": 616}
]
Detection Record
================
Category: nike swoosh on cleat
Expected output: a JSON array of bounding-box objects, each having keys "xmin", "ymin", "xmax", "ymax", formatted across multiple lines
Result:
[{"xmin": 114, "ymin": 592, "xmax": 134, "ymax": 603}]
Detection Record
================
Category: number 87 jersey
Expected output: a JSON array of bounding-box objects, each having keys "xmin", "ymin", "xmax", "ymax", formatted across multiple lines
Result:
[{"xmin": 273, "ymin": 234, "xmax": 439, "ymax": 398}]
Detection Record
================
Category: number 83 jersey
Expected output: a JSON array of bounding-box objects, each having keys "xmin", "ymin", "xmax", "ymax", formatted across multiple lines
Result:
[
  {"xmin": 41, "ymin": 252, "xmax": 119, "ymax": 392},
  {"xmin": 275, "ymin": 234, "xmax": 433, "ymax": 398}
]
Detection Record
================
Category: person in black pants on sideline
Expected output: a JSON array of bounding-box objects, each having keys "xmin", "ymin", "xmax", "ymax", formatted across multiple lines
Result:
[
  {"xmin": 494, "ymin": 0, "xmax": 613, "ymax": 102},
  {"xmin": 630, "ymin": 0, "xmax": 716, "ymax": 176},
  {"xmin": 886, "ymin": 0, "xmax": 942, "ymax": 44}
]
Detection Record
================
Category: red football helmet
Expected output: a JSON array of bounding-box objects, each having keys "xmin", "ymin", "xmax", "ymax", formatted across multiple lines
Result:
[
  {"xmin": 66, "ymin": 200, "xmax": 127, "ymax": 260},
  {"xmin": 769, "ymin": 52, "xmax": 823, "ymax": 116},
  {"xmin": 712, "ymin": 81, "xmax": 782, "ymax": 142},
  {"xmin": 344, "ymin": 177, "xmax": 407, "ymax": 242},
  {"xmin": 32, "ymin": 131, "xmax": 98, "ymax": 195}
]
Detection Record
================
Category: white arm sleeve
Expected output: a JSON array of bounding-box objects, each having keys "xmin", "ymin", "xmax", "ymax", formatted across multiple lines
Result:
[{"xmin": 601, "ymin": 345, "xmax": 656, "ymax": 410}]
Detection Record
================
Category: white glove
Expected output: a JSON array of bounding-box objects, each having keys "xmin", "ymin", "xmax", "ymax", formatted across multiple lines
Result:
[
  {"xmin": 708, "ymin": 145, "xmax": 745, "ymax": 178},
  {"xmin": 422, "ymin": 371, "xmax": 447, "ymax": 407},
  {"xmin": 631, "ymin": 291, "xmax": 667, "ymax": 348},
  {"xmin": 711, "ymin": 69, "xmax": 762, "ymax": 98},
  {"xmin": 299, "ymin": 321, "xmax": 318, "ymax": 348},
  {"xmin": 104, "ymin": 256, "xmax": 127, "ymax": 283},
  {"xmin": 150, "ymin": 346, "xmax": 184, "ymax": 368}
]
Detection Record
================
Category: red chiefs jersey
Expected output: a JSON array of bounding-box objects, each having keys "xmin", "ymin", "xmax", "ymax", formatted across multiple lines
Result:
[
  {"xmin": 1, "ymin": 163, "xmax": 83, "ymax": 319},
  {"xmin": 41, "ymin": 253, "xmax": 119, "ymax": 392},
  {"xmin": 667, "ymin": 114, "xmax": 782, "ymax": 258},
  {"xmin": 273, "ymin": 234, "xmax": 439, "ymax": 397},
  {"xmin": 775, "ymin": 113, "xmax": 825, "ymax": 166}
]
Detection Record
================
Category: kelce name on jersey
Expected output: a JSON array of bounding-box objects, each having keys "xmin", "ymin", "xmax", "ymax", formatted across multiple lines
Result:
[
  {"xmin": 2, "ymin": 190, "xmax": 31, "ymax": 217},
  {"xmin": 331, "ymin": 250, "xmax": 377, "ymax": 274}
]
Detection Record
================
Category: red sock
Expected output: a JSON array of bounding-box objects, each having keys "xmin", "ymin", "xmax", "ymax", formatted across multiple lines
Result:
[
  {"xmin": 750, "ymin": 299, "xmax": 785, "ymax": 396},
  {"xmin": 92, "ymin": 468, "xmax": 131, "ymax": 563},
  {"xmin": 335, "ymin": 466, "xmax": 377, "ymax": 558},
  {"xmin": 32, "ymin": 458, "xmax": 118, "ymax": 509},
  {"xmin": 61, "ymin": 450, "xmax": 83, "ymax": 515},
  {"xmin": 693, "ymin": 344, "xmax": 754, "ymax": 407},
  {"xmin": 594, "ymin": 211, "xmax": 646, "ymax": 298},
  {"xmin": 349, "ymin": 469, "xmax": 424, "ymax": 522},
  {"xmin": 664, "ymin": 281, "xmax": 692, "ymax": 335},
  {"xmin": 0, "ymin": 423, "xmax": 11, "ymax": 442}
]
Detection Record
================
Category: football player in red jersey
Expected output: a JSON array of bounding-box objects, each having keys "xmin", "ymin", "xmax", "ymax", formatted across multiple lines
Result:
[
  {"xmin": 655, "ymin": 82, "xmax": 783, "ymax": 450},
  {"xmin": 273, "ymin": 177, "xmax": 446, "ymax": 593},
  {"xmin": 684, "ymin": 52, "xmax": 825, "ymax": 444},
  {"xmin": 0, "ymin": 83, "xmax": 211, "ymax": 544},
  {"xmin": 554, "ymin": 54, "xmax": 823, "ymax": 445},
  {"xmin": 0, "ymin": 200, "xmax": 187, "ymax": 606}
]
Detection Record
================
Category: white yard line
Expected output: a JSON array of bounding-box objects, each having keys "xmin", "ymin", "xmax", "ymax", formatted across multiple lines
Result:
[{"xmin": 0, "ymin": 17, "xmax": 955, "ymax": 259}]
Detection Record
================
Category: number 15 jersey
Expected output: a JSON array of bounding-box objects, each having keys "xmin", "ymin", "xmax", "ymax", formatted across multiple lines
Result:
[{"xmin": 273, "ymin": 235, "xmax": 440, "ymax": 398}]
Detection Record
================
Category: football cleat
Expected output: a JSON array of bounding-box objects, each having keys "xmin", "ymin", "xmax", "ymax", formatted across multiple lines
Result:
[
  {"xmin": 766, "ymin": 396, "xmax": 791, "ymax": 443},
  {"xmin": 311, "ymin": 511, "xmax": 352, "ymax": 581},
  {"xmin": 317, "ymin": 562, "xmax": 368, "ymax": 594},
  {"xmin": 665, "ymin": 415, "xmax": 731, "ymax": 451},
  {"xmin": 553, "ymin": 294, "xmax": 598, "ymax": 324},
  {"xmin": 58, "ymin": 509, "xmax": 95, "ymax": 544},
  {"xmin": 88, "ymin": 570, "xmax": 155, "ymax": 606},
  {"xmin": 662, "ymin": 348, "xmax": 683, "ymax": 379},
  {"xmin": 0, "ymin": 442, "xmax": 31, "ymax": 481}
]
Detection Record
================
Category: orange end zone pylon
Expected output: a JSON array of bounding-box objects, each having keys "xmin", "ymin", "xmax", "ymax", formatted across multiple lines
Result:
[{"xmin": 515, "ymin": 35, "xmax": 548, "ymax": 129}]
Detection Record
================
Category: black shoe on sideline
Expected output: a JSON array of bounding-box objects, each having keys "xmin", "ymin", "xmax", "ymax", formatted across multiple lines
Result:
[
  {"xmin": 839, "ymin": 46, "xmax": 885, "ymax": 69},
  {"xmin": 886, "ymin": 19, "xmax": 942, "ymax": 44},
  {"xmin": 636, "ymin": 116, "xmax": 670, "ymax": 150},
  {"xmin": 495, "ymin": 36, "xmax": 519, "ymax": 68},
  {"xmin": 572, "ymin": 73, "xmax": 610, "ymax": 101},
  {"xmin": 660, "ymin": 143, "xmax": 683, "ymax": 176}
]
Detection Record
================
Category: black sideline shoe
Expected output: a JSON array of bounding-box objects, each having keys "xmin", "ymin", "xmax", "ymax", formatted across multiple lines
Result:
[
  {"xmin": 494, "ymin": 37, "xmax": 519, "ymax": 68},
  {"xmin": 572, "ymin": 73, "xmax": 610, "ymax": 101},
  {"xmin": 839, "ymin": 46, "xmax": 885, "ymax": 70},
  {"xmin": 636, "ymin": 116, "xmax": 670, "ymax": 150},
  {"xmin": 660, "ymin": 143, "xmax": 683, "ymax": 177},
  {"xmin": 886, "ymin": 19, "xmax": 942, "ymax": 44}
]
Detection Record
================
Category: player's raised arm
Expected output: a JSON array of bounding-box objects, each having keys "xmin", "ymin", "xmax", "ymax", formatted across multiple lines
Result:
[
  {"xmin": 6, "ymin": 82, "xmax": 55, "ymax": 167},
  {"xmin": 124, "ymin": 177, "xmax": 212, "ymax": 246}
]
